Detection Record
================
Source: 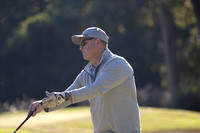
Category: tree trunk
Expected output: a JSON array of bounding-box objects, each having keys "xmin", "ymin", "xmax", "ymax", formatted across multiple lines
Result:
[
  {"xmin": 159, "ymin": 0, "xmax": 179, "ymax": 107},
  {"xmin": 191, "ymin": 0, "xmax": 200, "ymax": 45}
]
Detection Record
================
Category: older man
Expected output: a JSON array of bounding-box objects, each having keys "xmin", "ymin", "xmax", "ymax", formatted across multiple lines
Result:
[{"xmin": 29, "ymin": 27, "xmax": 141, "ymax": 133}]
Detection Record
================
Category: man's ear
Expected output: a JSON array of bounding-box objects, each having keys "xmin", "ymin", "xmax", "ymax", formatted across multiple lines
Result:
[{"xmin": 96, "ymin": 38, "xmax": 101, "ymax": 46}]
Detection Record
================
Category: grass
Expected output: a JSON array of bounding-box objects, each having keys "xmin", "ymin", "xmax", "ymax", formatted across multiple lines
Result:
[
  {"xmin": 140, "ymin": 107, "xmax": 200, "ymax": 132},
  {"xmin": 0, "ymin": 107, "xmax": 200, "ymax": 133}
]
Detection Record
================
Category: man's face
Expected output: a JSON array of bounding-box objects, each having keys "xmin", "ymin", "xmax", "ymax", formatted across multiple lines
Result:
[{"xmin": 79, "ymin": 38, "xmax": 98, "ymax": 61}]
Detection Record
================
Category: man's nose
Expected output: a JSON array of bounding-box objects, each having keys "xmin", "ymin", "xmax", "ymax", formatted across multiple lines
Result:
[{"xmin": 79, "ymin": 46, "xmax": 83, "ymax": 51}]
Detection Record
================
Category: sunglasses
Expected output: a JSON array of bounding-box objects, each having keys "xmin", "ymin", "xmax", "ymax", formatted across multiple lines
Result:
[{"xmin": 80, "ymin": 38, "xmax": 96, "ymax": 47}]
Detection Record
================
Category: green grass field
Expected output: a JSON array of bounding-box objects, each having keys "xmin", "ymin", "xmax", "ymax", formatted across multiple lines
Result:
[{"xmin": 0, "ymin": 107, "xmax": 200, "ymax": 133}]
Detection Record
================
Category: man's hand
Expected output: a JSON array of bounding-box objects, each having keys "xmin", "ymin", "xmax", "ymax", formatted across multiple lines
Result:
[
  {"xmin": 41, "ymin": 91, "xmax": 70, "ymax": 108},
  {"xmin": 28, "ymin": 91, "xmax": 71, "ymax": 117},
  {"xmin": 28, "ymin": 100, "xmax": 48, "ymax": 117}
]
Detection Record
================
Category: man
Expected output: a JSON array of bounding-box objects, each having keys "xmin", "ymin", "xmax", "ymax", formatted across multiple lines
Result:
[{"xmin": 28, "ymin": 27, "xmax": 141, "ymax": 133}]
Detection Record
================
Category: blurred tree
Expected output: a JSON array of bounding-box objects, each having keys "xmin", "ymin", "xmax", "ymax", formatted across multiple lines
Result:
[
  {"xmin": 159, "ymin": 0, "xmax": 178, "ymax": 107},
  {"xmin": 191, "ymin": 0, "xmax": 200, "ymax": 45}
]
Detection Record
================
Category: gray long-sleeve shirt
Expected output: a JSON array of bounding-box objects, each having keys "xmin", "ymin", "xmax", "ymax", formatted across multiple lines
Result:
[{"xmin": 48, "ymin": 49, "xmax": 141, "ymax": 133}]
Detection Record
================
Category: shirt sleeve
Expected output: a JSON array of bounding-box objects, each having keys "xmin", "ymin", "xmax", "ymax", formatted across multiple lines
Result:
[{"xmin": 70, "ymin": 58, "xmax": 134, "ymax": 104}]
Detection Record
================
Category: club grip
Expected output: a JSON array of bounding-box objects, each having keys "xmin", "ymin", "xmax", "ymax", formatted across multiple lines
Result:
[
  {"xmin": 28, "ymin": 102, "xmax": 43, "ymax": 118},
  {"xmin": 27, "ymin": 110, "xmax": 34, "ymax": 119}
]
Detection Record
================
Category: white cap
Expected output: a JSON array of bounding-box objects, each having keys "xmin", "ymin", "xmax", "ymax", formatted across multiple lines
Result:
[{"xmin": 71, "ymin": 27, "xmax": 109, "ymax": 45}]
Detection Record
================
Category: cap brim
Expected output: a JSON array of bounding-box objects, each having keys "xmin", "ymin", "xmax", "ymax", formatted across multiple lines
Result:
[{"xmin": 71, "ymin": 35, "xmax": 84, "ymax": 45}]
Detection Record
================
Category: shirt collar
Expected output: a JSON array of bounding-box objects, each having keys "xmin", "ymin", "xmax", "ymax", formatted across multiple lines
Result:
[{"xmin": 89, "ymin": 64, "xmax": 96, "ymax": 70}]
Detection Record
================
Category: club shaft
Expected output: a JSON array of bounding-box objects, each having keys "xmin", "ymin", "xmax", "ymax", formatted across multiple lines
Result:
[
  {"xmin": 13, "ymin": 111, "xmax": 33, "ymax": 133},
  {"xmin": 14, "ymin": 118, "xmax": 28, "ymax": 132}
]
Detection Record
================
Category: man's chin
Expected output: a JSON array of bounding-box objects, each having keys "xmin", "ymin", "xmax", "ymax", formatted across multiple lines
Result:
[{"xmin": 83, "ymin": 56, "xmax": 89, "ymax": 61}]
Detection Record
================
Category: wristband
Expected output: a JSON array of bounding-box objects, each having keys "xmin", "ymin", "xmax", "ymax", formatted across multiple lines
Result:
[{"xmin": 65, "ymin": 92, "xmax": 70, "ymax": 101}]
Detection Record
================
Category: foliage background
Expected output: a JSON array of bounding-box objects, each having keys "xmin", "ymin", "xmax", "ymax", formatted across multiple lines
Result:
[{"xmin": 0, "ymin": 0, "xmax": 199, "ymax": 111}]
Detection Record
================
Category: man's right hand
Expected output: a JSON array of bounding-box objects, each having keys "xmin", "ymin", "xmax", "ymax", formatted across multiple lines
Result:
[{"xmin": 28, "ymin": 100, "xmax": 48, "ymax": 117}]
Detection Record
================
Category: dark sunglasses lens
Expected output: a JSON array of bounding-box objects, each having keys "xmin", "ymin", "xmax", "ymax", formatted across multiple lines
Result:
[
  {"xmin": 80, "ymin": 41, "xmax": 85, "ymax": 47},
  {"xmin": 80, "ymin": 38, "xmax": 95, "ymax": 47}
]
